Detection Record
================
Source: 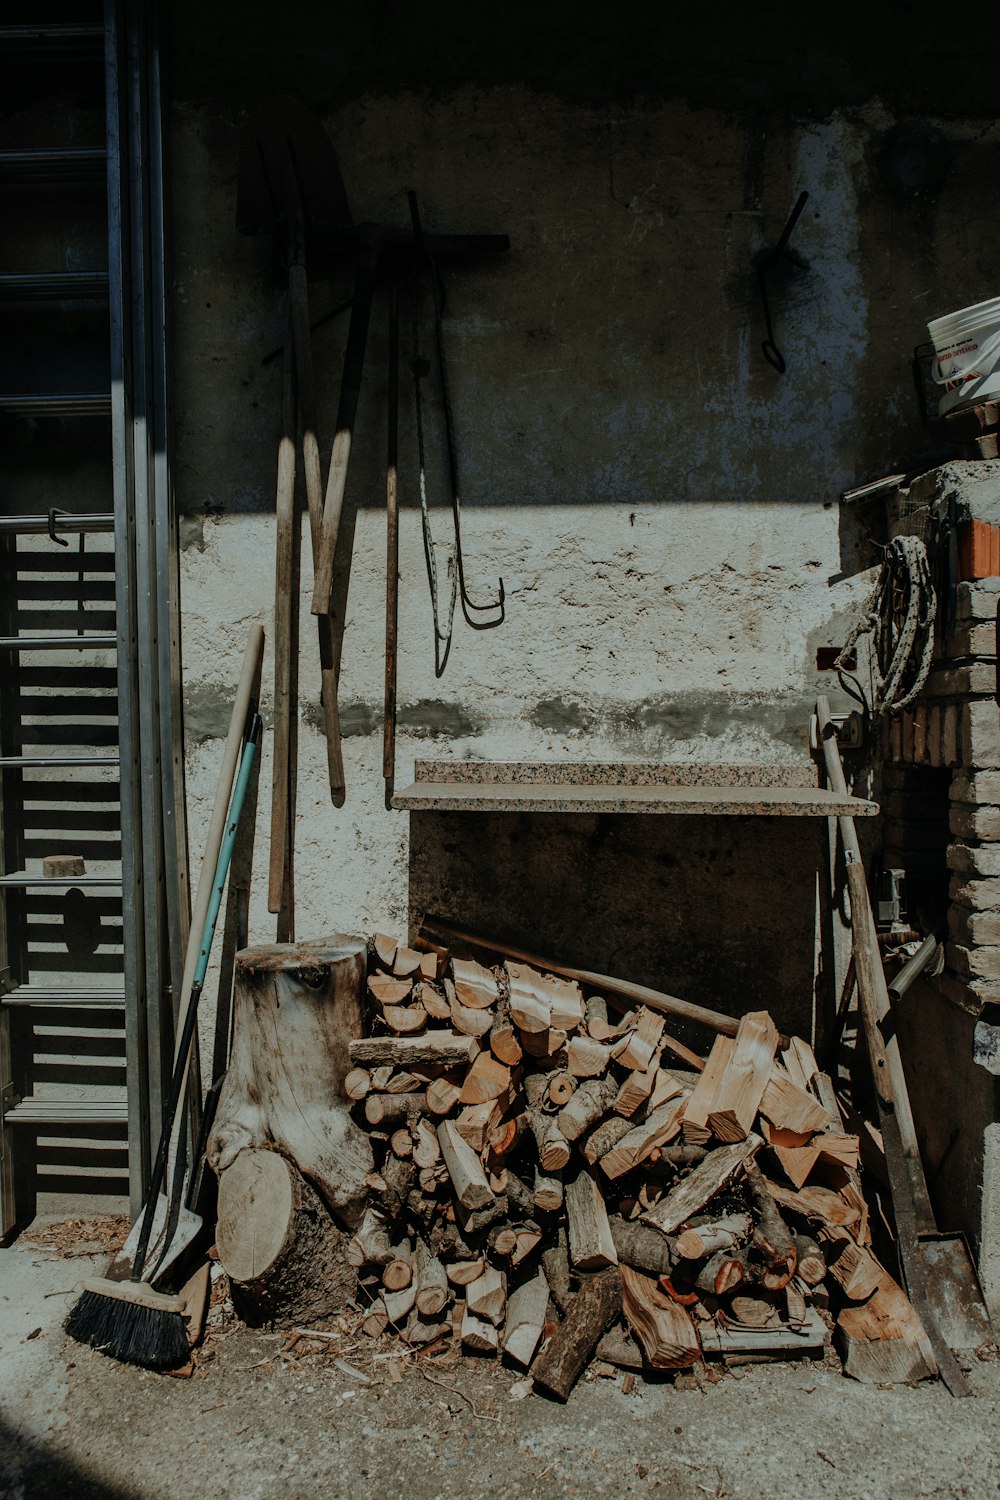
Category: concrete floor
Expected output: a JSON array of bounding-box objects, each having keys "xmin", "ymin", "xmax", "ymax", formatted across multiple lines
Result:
[{"xmin": 2, "ymin": 1225, "xmax": 999, "ymax": 1500}]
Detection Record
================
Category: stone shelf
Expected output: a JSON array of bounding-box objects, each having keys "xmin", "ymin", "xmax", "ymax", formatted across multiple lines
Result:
[{"xmin": 392, "ymin": 761, "xmax": 878, "ymax": 817}]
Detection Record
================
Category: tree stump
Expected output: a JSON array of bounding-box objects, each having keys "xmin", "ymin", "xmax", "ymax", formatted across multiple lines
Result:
[
  {"xmin": 206, "ymin": 939, "xmax": 374, "ymax": 1228},
  {"xmin": 216, "ymin": 1147, "xmax": 353, "ymax": 1326}
]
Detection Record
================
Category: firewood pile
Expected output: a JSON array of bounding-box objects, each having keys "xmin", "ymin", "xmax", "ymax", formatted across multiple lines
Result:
[{"xmin": 343, "ymin": 933, "xmax": 931, "ymax": 1397}]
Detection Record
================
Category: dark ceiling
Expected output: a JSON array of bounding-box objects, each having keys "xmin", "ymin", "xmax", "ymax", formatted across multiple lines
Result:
[{"xmin": 162, "ymin": 0, "xmax": 991, "ymax": 119}]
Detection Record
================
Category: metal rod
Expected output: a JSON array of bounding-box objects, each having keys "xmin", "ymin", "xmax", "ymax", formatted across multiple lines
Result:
[{"xmin": 888, "ymin": 933, "xmax": 941, "ymax": 1002}]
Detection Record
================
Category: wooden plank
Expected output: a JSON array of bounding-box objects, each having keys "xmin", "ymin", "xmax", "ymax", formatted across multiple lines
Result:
[
  {"xmin": 700, "ymin": 1305, "xmax": 827, "ymax": 1356},
  {"xmin": 502, "ymin": 1268, "xmax": 549, "ymax": 1367},
  {"xmin": 395, "ymin": 782, "xmax": 879, "ymax": 815},
  {"xmin": 680, "ymin": 1034, "xmax": 734, "ymax": 1129},
  {"xmin": 437, "ymin": 1119, "xmax": 495, "ymax": 1211}
]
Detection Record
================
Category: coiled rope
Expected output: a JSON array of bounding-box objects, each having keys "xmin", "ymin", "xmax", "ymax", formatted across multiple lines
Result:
[{"xmin": 836, "ymin": 534, "xmax": 936, "ymax": 719}]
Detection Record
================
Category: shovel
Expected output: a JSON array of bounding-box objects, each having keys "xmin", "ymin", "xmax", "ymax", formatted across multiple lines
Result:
[
  {"xmin": 238, "ymin": 97, "xmax": 349, "ymax": 813},
  {"xmin": 816, "ymin": 697, "xmax": 993, "ymax": 1395}
]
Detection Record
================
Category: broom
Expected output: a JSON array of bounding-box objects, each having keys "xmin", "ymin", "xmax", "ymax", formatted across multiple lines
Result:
[{"xmin": 65, "ymin": 711, "xmax": 261, "ymax": 1368}]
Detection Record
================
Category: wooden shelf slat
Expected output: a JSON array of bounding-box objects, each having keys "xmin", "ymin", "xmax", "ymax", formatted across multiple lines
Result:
[{"xmin": 392, "ymin": 781, "xmax": 877, "ymax": 817}]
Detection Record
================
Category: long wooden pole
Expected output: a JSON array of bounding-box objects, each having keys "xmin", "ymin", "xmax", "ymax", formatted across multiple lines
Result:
[
  {"xmin": 383, "ymin": 281, "xmax": 400, "ymax": 791},
  {"xmin": 268, "ymin": 319, "xmax": 297, "ymax": 914},
  {"xmin": 422, "ymin": 918, "xmax": 741, "ymax": 1038}
]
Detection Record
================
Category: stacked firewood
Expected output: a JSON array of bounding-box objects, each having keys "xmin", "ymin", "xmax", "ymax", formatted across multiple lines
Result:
[{"xmin": 344, "ymin": 933, "xmax": 927, "ymax": 1395}]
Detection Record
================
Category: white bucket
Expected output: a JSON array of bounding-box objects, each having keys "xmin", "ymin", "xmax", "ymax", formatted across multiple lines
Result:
[{"xmin": 928, "ymin": 296, "xmax": 1000, "ymax": 416}]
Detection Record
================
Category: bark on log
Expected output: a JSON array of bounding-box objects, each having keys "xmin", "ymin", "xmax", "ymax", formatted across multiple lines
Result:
[
  {"xmin": 207, "ymin": 940, "xmax": 374, "ymax": 1227},
  {"xmin": 531, "ymin": 1267, "xmax": 623, "ymax": 1401},
  {"xmin": 216, "ymin": 1147, "xmax": 349, "ymax": 1326}
]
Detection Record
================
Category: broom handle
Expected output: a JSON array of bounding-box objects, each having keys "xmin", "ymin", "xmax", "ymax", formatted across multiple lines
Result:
[
  {"xmin": 133, "ymin": 719, "xmax": 261, "ymax": 1281},
  {"xmin": 174, "ymin": 624, "xmax": 264, "ymax": 1068}
]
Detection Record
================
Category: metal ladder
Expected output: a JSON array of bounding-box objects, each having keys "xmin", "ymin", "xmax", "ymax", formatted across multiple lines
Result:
[{"xmin": 0, "ymin": 4, "xmax": 188, "ymax": 1231}]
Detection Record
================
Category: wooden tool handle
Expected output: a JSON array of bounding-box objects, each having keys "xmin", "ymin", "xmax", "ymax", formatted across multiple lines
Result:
[
  {"xmin": 815, "ymin": 697, "xmax": 932, "ymax": 1225},
  {"xmin": 383, "ymin": 281, "xmax": 400, "ymax": 787},
  {"xmin": 268, "ymin": 327, "xmax": 298, "ymax": 914},
  {"xmin": 311, "ymin": 234, "xmax": 381, "ymax": 616}
]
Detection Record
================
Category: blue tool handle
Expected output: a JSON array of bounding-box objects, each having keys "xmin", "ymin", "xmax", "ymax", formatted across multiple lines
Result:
[{"xmin": 193, "ymin": 714, "xmax": 261, "ymax": 989}]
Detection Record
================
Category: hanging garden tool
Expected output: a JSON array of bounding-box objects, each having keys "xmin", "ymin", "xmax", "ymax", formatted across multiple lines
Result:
[
  {"xmin": 407, "ymin": 190, "xmax": 505, "ymax": 676},
  {"xmin": 753, "ymin": 189, "xmax": 809, "ymax": 373},
  {"xmin": 237, "ymin": 97, "xmax": 349, "ymax": 817}
]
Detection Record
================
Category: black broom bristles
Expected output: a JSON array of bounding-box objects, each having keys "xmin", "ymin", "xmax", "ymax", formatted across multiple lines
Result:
[{"xmin": 65, "ymin": 1289, "xmax": 189, "ymax": 1370}]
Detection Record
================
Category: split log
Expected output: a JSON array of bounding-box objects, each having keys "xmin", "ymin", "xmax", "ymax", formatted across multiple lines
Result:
[
  {"xmin": 406, "ymin": 1313, "xmax": 450, "ymax": 1346},
  {"xmin": 565, "ymin": 1165, "xmax": 618, "ymax": 1271},
  {"xmin": 566, "ymin": 1035, "xmax": 611, "ymax": 1078},
  {"xmin": 346, "ymin": 1207, "xmax": 393, "ymax": 1269},
  {"xmin": 466, "ymin": 1265, "xmax": 506, "ymax": 1325},
  {"xmin": 525, "ymin": 1076, "xmax": 571, "ymax": 1169},
  {"xmin": 393, "ymin": 946, "xmax": 422, "ymax": 978},
  {"xmin": 382, "ymin": 1002, "xmax": 427, "ymax": 1035},
  {"xmin": 450, "ymin": 990, "xmax": 494, "ymax": 1038},
  {"xmin": 531, "ymin": 1267, "xmax": 623, "ymax": 1401},
  {"xmin": 412, "ymin": 1117, "xmax": 441, "ymax": 1169},
  {"xmin": 372, "ymin": 933, "xmax": 398, "ymax": 969},
  {"xmin": 511, "ymin": 1227, "xmax": 543, "ymax": 1266},
  {"xmin": 437, "ymin": 1119, "xmax": 495, "ymax": 1211},
  {"xmin": 761, "ymin": 1122, "xmax": 820, "ymax": 1188},
  {"xmin": 425, "ymin": 1076, "xmax": 462, "ymax": 1115},
  {"xmin": 815, "ymin": 1133, "xmax": 861, "ymax": 1172},
  {"xmin": 383, "ymin": 1283, "xmax": 417, "ymax": 1325},
  {"xmin": 614, "ymin": 1060, "xmax": 658, "ymax": 1118},
  {"xmin": 382, "ymin": 1070, "xmax": 425, "ymax": 1094},
  {"xmin": 678, "ymin": 1034, "xmax": 734, "ymax": 1135},
  {"xmin": 413, "ymin": 934, "xmax": 448, "ymax": 977},
  {"xmin": 608, "ymin": 1216, "xmax": 675, "ymax": 1277},
  {"xmin": 647, "ymin": 1069, "xmax": 686, "ymax": 1112},
  {"xmin": 558, "ymin": 1077, "xmax": 617, "ymax": 1142},
  {"xmin": 533, "ymin": 1169, "xmax": 564, "ymax": 1213},
  {"xmin": 599, "ymin": 1098, "xmax": 685, "ymax": 1179},
  {"xmin": 620, "ymin": 1265, "xmax": 701, "ymax": 1369},
  {"xmin": 415, "ymin": 981, "xmax": 451, "ymax": 1020},
  {"xmin": 451, "ymin": 956, "xmax": 500, "ymax": 1009},
  {"xmin": 641, "ymin": 1134, "xmax": 762, "ymax": 1235},
  {"xmin": 350, "ymin": 1032, "xmax": 479, "ymax": 1069},
  {"xmin": 364, "ymin": 1092, "xmax": 428, "ymax": 1127},
  {"xmin": 215, "ymin": 1148, "xmax": 348, "ymax": 1326},
  {"xmin": 207, "ymin": 941, "xmax": 374, "ymax": 1227},
  {"xmin": 766, "ymin": 1179, "xmax": 862, "ymax": 1230},
  {"xmin": 413, "ymin": 1242, "xmax": 446, "ymax": 1314},
  {"xmin": 521, "ymin": 1027, "xmax": 568, "ymax": 1061},
  {"xmin": 503, "ymin": 1168, "xmax": 535, "ymax": 1219},
  {"xmin": 836, "ymin": 1271, "xmax": 936, "ymax": 1384},
  {"xmin": 546, "ymin": 974, "xmax": 585, "ymax": 1031},
  {"xmin": 705, "ymin": 1011, "xmax": 780, "ymax": 1142},
  {"xmin": 611, "ymin": 1008, "xmax": 665, "ymax": 1072},
  {"xmin": 362, "ymin": 1297, "xmax": 389, "ymax": 1337},
  {"xmin": 675, "ymin": 1213, "xmax": 752, "ymax": 1260},
  {"xmin": 456, "ymin": 1193, "xmax": 507, "ymax": 1238},
  {"xmin": 459, "ymin": 1053, "xmax": 512, "ymax": 1105},
  {"xmin": 344, "ymin": 1068, "xmax": 371, "ymax": 1101},
  {"xmin": 582, "ymin": 1114, "xmax": 632, "ymax": 1165},
  {"xmin": 759, "ymin": 1066, "xmax": 828, "ymax": 1135},
  {"xmin": 502, "ymin": 1268, "xmax": 549, "ymax": 1367},
  {"xmin": 819, "ymin": 1226, "xmax": 883, "ymax": 1301},
  {"xmin": 455, "ymin": 1100, "xmax": 498, "ymax": 1153},
  {"xmin": 490, "ymin": 1016, "xmax": 523, "ymax": 1066},
  {"xmin": 368, "ymin": 974, "xmax": 412, "ymax": 1008},
  {"xmin": 507, "ymin": 962, "xmax": 552, "ymax": 1032},
  {"xmin": 462, "ymin": 1308, "xmax": 499, "ymax": 1353},
  {"xmin": 446, "ymin": 1256, "xmax": 486, "ymax": 1287}
]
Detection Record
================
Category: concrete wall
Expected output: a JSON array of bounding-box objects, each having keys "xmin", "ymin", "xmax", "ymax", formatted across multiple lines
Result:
[{"xmin": 169, "ymin": 88, "xmax": 998, "ymax": 1027}]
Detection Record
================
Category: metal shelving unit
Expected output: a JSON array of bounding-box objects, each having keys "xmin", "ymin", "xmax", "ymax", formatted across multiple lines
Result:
[{"xmin": 0, "ymin": 4, "xmax": 188, "ymax": 1233}]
